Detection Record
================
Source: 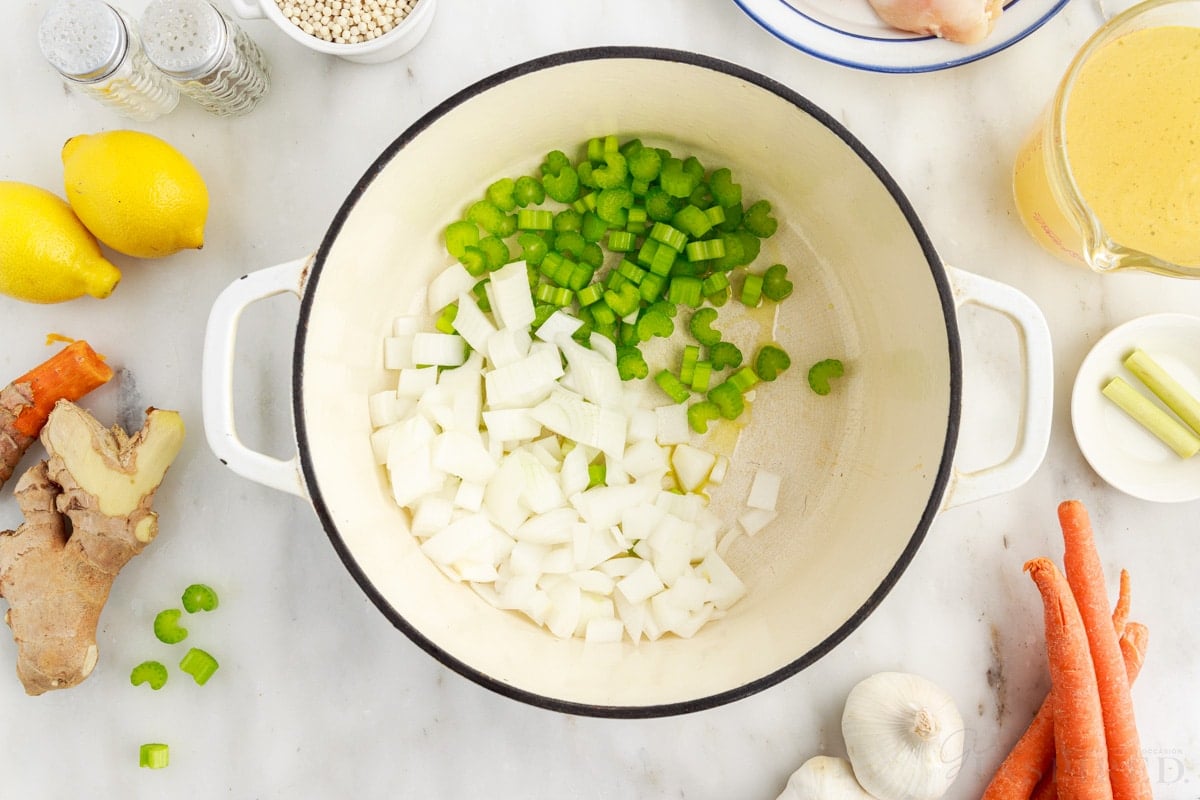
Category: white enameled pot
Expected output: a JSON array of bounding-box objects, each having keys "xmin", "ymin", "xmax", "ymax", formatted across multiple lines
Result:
[
  {"xmin": 202, "ymin": 48, "xmax": 1053, "ymax": 717},
  {"xmin": 227, "ymin": 0, "xmax": 436, "ymax": 63}
]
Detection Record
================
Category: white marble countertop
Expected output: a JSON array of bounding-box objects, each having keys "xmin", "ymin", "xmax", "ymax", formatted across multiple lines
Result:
[{"xmin": 2, "ymin": 0, "xmax": 1199, "ymax": 797}]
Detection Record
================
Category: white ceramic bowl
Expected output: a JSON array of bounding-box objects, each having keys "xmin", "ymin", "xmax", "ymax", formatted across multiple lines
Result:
[
  {"xmin": 227, "ymin": 0, "xmax": 436, "ymax": 63},
  {"xmin": 202, "ymin": 48, "xmax": 1053, "ymax": 716}
]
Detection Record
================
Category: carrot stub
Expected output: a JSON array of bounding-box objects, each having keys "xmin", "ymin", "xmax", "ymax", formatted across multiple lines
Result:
[
  {"xmin": 1025, "ymin": 557, "xmax": 1112, "ymax": 800},
  {"xmin": 1059, "ymin": 500, "xmax": 1153, "ymax": 800},
  {"xmin": 0, "ymin": 340, "xmax": 113, "ymax": 489}
]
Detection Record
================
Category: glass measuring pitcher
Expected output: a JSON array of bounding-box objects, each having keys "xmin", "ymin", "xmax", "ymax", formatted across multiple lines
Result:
[{"xmin": 1012, "ymin": 0, "xmax": 1200, "ymax": 277}]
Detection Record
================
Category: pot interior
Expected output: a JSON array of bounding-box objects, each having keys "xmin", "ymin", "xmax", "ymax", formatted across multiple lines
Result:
[{"xmin": 296, "ymin": 50, "xmax": 958, "ymax": 714}]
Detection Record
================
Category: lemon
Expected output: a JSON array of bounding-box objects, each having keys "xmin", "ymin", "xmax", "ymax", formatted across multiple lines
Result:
[
  {"xmin": 62, "ymin": 130, "xmax": 209, "ymax": 259},
  {"xmin": 0, "ymin": 181, "xmax": 121, "ymax": 303}
]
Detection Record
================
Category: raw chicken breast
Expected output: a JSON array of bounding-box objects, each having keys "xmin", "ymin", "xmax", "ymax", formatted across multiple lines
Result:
[{"xmin": 867, "ymin": 0, "xmax": 1005, "ymax": 43}]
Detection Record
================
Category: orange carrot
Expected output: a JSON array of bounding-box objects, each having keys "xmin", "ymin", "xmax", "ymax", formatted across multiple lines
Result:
[
  {"xmin": 0, "ymin": 341, "xmax": 113, "ymax": 489},
  {"xmin": 981, "ymin": 569, "xmax": 1135, "ymax": 800},
  {"xmin": 1025, "ymin": 557, "xmax": 1112, "ymax": 800},
  {"xmin": 1059, "ymin": 500, "xmax": 1153, "ymax": 800},
  {"xmin": 1017, "ymin": 623, "xmax": 1147, "ymax": 800}
]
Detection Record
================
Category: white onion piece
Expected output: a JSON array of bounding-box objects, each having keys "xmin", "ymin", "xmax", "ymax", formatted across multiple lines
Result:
[
  {"xmin": 427, "ymin": 262, "xmax": 476, "ymax": 313},
  {"xmin": 489, "ymin": 261, "xmax": 536, "ymax": 329},
  {"xmin": 747, "ymin": 469, "xmax": 782, "ymax": 511},
  {"xmin": 450, "ymin": 293, "xmax": 497, "ymax": 353}
]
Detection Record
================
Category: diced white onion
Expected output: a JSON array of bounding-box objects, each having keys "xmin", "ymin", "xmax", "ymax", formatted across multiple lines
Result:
[
  {"xmin": 746, "ymin": 469, "xmax": 781, "ymax": 511},
  {"xmin": 534, "ymin": 309, "xmax": 583, "ymax": 342},
  {"xmin": 428, "ymin": 262, "xmax": 477, "ymax": 313},
  {"xmin": 489, "ymin": 261, "xmax": 536, "ymax": 329},
  {"xmin": 671, "ymin": 443, "xmax": 716, "ymax": 493},
  {"xmin": 655, "ymin": 403, "xmax": 689, "ymax": 445},
  {"xmin": 397, "ymin": 365, "xmax": 438, "ymax": 398},
  {"xmin": 738, "ymin": 507, "xmax": 778, "ymax": 536},
  {"xmin": 486, "ymin": 326, "xmax": 531, "ymax": 368},
  {"xmin": 451, "ymin": 293, "xmax": 497, "ymax": 353},
  {"xmin": 384, "ymin": 335, "xmax": 415, "ymax": 370},
  {"xmin": 411, "ymin": 332, "xmax": 467, "ymax": 367}
]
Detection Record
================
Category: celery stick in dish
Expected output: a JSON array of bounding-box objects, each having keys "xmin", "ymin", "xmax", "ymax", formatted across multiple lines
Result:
[
  {"xmin": 1101, "ymin": 376, "xmax": 1200, "ymax": 458},
  {"xmin": 1124, "ymin": 348, "xmax": 1200, "ymax": 436}
]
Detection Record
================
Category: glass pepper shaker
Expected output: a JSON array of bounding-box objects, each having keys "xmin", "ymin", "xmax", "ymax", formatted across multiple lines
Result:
[
  {"xmin": 140, "ymin": 0, "xmax": 271, "ymax": 118},
  {"xmin": 38, "ymin": 0, "xmax": 180, "ymax": 122}
]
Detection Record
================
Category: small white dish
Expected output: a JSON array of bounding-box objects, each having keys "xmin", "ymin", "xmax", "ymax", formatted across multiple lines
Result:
[
  {"xmin": 1072, "ymin": 312, "xmax": 1200, "ymax": 503},
  {"xmin": 730, "ymin": 0, "xmax": 1069, "ymax": 73}
]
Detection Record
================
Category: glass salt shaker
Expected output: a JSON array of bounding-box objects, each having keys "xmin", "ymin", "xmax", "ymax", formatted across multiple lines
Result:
[
  {"xmin": 140, "ymin": 0, "xmax": 271, "ymax": 118},
  {"xmin": 38, "ymin": 0, "xmax": 180, "ymax": 122}
]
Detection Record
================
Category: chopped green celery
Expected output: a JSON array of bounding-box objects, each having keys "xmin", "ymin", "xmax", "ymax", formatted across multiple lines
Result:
[
  {"xmin": 573, "ymin": 191, "xmax": 598, "ymax": 214},
  {"xmin": 729, "ymin": 366, "xmax": 760, "ymax": 392},
  {"xmin": 682, "ymin": 155, "xmax": 705, "ymax": 181},
  {"xmin": 618, "ymin": 321, "xmax": 639, "ymax": 347},
  {"xmin": 467, "ymin": 200, "xmax": 515, "ymax": 237},
  {"xmin": 701, "ymin": 272, "xmax": 730, "ymax": 296},
  {"xmin": 603, "ymin": 282, "xmax": 640, "ymax": 317},
  {"xmin": 708, "ymin": 381, "xmax": 744, "ymax": 419},
  {"xmin": 667, "ymin": 276, "xmax": 704, "ymax": 308},
  {"xmin": 741, "ymin": 273, "xmax": 764, "ymax": 306},
  {"xmin": 660, "ymin": 159, "xmax": 696, "ymax": 198},
  {"xmin": 554, "ymin": 230, "xmax": 586, "ymax": 259},
  {"xmin": 486, "ymin": 177, "xmax": 517, "ymax": 212},
  {"xmin": 688, "ymin": 307, "xmax": 722, "ymax": 346},
  {"xmin": 577, "ymin": 283, "xmax": 604, "ymax": 306},
  {"xmin": 554, "ymin": 208, "xmax": 583, "ymax": 233},
  {"xmin": 587, "ymin": 462, "xmax": 606, "ymax": 488},
  {"xmin": 709, "ymin": 167, "xmax": 742, "ymax": 207},
  {"xmin": 617, "ymin": 259, "xmax": 647, "ymax": 285},
  {"xmin": 756, "ymin": 345, "xmax": 791, "ymax": 381},
  {"xmin": 514, "ymin": 175, "xmax": 545, "ymax": 207},
  {"xmin": 616, "ymin": 346, "xmax": 649, "ymax": 380},
  {"xmin": 639, "ymin": 272, "xmax": 667, "ymax": 303},
  {"xmin": 596, "ymin": 188, "xmax": 634, "ymax": 226},
  {"xmin": 680, "ymin": 344, "xmax": 700, "ymax": 384},
  {"xmin": 626, "ymin": 205, "xmax": 649, "ymax": 233},
  {"xmin": 577, "ymin": 160, "xmax": 597, "ymax": 190},
  {"xmin": 477, "ymin": 235, "xmax": 510, "ymax": 271},
  {"xmin": 646, "ymin": 299, "xmax": 677, "ymax": 318},
  {"xmin": 606, "ymin": 271, "xmax": 627, "ymax": 291},
  {"xmin": 153, "ymin": 609, "xmax": 187, "ymax": 644},
  {"xmin": 518, "ymin": 232, "xmax": 549, "ymax": 266},
  {"xmin": 436, "ymin": 303, "xmax": 458, "ymax": 334},
  {"xmin": 629, "ymin": 178, "xmax": 650, "ymax": 197},
  {"xmin": 654, "ymin": 369, "xmax": 691, "ymax": 404},
  {"xmin": 608, "ymin": 230, "xmax": 636, "ymax": 252},
  {"xmin": 517, "ymin": 208, "xmax": 553, "ymax": 231},
  {"xmin": 444, "ymin": 220, "xmax": 479, "ymax": 258},
  {"xmin": 628, "ymin": 147, "xmax": 663, "ymax": 182},
  {"xmin": 542, "ymin": 149, "xmax": 571, "ymax": 175},
  {"xmin": 541, "ymin": 160, "xmax": 581, "ymax": 203},
  {"xmin": 650, "ymin": 222, "xmax": 688, "ymax": 252},
  {"xmin": 181, "ymin": 584, "xmax": 219, "ymax": 613},
  {"xmin": 710, "ymin": 234, "xmax": 744, "ymax": 272},
  {"xmin": 744, "ymin": 199, "xmax": 779, "ymax": 237},
  {"xmin": 645, "ymin": 185, "xmax": 681, "ymax": 221},
  {"xmin": 539, "ymin": 251, "xmax": 564, "ymax": 280},
  {"xmin": 139, "ymin": 743, "xmax": 169, "ymax": 770},
  {"xmin": 619, "ymin": 137, "xmax": 643, "ymax": 157},
  {"xmin": 535, "ymin": 283, "xmax": 572, "ymax": 307},
  {"xmin": 472, "ymin": 280, "xmax": 491, "ymax": 312},
  {"xmin": 704, "ymin": 204, "xmax": 726, "ymax": 226},
  {"xmin": 706, "ymin": 287, "xmax": 730, "ymax": 307},
  {"xmin": 179, "ymin": 647, "xmax": 219, "ymax": 686},
  {"xmin": 685, "ymin": 238, "xmax": 725, "ymax": 262},
  {"xmin": 581, "ymin": 211, "xmax": 610, "ymax": 243},
  {"xmin": 709, "ymin": 341, "xmax": 743, "ymax": 370},
  {"xmin": 669, "ymin": 258, "xmax": 700, "ymax": 278},
  {"xmin": 671, "ymin": 205, "xmax": 712, "ymax": 239},
  {"xmin": 808, "ymin": 358, "xmax": 845, "ymax": 395},
  {"xmin": 579, "ymin": 242, "xmax": 604, "ymax": 269},
  {"xmin": 586, "ymin": 136, "xmax": 606, "ymax": 162},
  {"xmin": 687, "ymin": 401, "xmax": 721, "ymax": 434},
  {"xmin": 532, "ymin": 302, "xmax": 557, "ymax": 328},
  {"xmin": 649, "ymin": 243, "xmax": 677, "ymax": 277},
  {"xmin": 763, "ymin": 264, "xmax": 794, "ymax": 301},
  {"xmin": 717, "ymin": 200, "xmax": 744, "ymax": 232},
  {"xmin": 549, "ymin": 256, "xmax": 576, "ymax": 287},
  {"xmin": 689, "ymin": 182, "xmax": 714, "ymax": 209},
  {"xmin": 635, "ymin": 308, "xmax": 673, "ymax": 341},
  {"xmin": 572, "ymin": 319, "xmax": 593, "ymax": 342},
  {"xmin": 567, "ymin": 263, "xmax": 595, "ymax": 292},
  {"xmin": 592, "ymin": 151, "xmax": 628, "ymax": 189},
  {"xmin": 690, "ymin": 360, "xmax": 713, "ymax": 392},
  {"xmin": 593, "ymin": 319, "xmax": 617, "ymax": 341},
  {"xmin": 130, "ymin": 660, "xmax": 168, "ymax": 690}
]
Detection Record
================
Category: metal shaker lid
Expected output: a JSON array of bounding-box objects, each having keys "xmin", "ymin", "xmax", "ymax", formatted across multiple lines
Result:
[
  {"xmin": 38, "ymin": 0, "xmax": 127, "ymax": 82},
  {"xmin": 141, "ymin": 0, "xmax": 227, "ymax": 79}
]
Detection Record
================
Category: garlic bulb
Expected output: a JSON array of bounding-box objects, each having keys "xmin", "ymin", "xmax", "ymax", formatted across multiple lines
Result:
[
  {"xmin": 841, "ymin": 672, "xmax": 964, "ymax": 800},
  {"xmin": 776, "ymin": 756, "xmax": 877, "ymax": 800}
]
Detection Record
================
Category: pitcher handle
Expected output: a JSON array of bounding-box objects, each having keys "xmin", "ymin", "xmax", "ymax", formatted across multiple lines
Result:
[
  {"xmin": 201, "ymin": 257, "xmax": 310, "ymax": 498},
  {"xmin": 941, "ymin": 267, "xmax": 1054, "ymax": 510}
]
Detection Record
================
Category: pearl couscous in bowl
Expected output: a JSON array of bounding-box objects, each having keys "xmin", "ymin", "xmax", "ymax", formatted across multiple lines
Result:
[{"xmin": 228, "ymin": 0, "xmax": 435, "ymax": 63}]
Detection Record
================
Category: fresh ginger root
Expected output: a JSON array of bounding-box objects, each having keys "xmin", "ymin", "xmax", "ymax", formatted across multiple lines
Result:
[
  {"xmin": 0, "ymin": 400, "xmax": 184, "ymax": 695},
  {"xmin": 1, "ymin": 341, "xmax": 114, "ymax": 491}
]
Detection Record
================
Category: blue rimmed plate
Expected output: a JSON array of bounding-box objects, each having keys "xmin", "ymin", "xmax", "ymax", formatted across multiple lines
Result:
[{"xmin": 732, "ymin": 0, "xmax": 1069, "ymax": 72}]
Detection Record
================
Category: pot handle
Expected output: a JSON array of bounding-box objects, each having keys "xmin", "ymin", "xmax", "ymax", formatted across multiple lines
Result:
[
  {"xmin": 201, "ymin": 257, "xmax": 310, "ymax": 498},
  {"xmin": 226, "ymin": 0, "xmax": 266, "ymax": 19},
  {"xmin": 941, "ymin": 266, "xmax": 1054, "ymax": 510}
]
